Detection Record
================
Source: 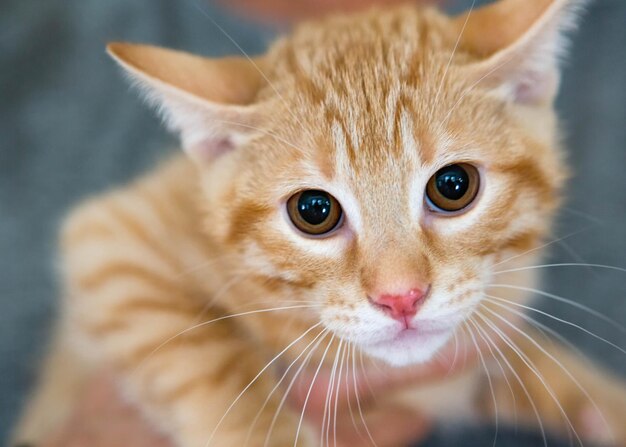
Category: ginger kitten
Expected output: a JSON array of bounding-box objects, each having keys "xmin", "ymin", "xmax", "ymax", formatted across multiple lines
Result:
[{"xmin": 14, "ymin": 0, "xmax": 626, "ymax": 446}]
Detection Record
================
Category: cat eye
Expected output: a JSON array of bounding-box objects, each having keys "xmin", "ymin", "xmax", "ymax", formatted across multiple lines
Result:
[
  {"xmin": 426, "ymin": 163, "xmax": 480, "ymax": 213},
  {"xmin": 287, "ymin": 190, "xmax": 343, "ymax": 236}
]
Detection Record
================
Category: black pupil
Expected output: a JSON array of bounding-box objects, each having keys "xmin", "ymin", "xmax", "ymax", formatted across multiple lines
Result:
[
  {"xmin": 435, "ymin": 165, "xmax": 470, "ymax": 201},
  {"xmin": 297, "ymin": 191, "xmax": 332, "ymax": 225}
]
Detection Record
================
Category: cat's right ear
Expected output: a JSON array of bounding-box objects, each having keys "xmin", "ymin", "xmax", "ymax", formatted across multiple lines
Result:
[
  {"xmin": 452, "ymin": 0, "xmax": 588, "ymax": 106},
  {"xmin": 107, "ymin": 42, "xmax": 265, "ymax": 163}
]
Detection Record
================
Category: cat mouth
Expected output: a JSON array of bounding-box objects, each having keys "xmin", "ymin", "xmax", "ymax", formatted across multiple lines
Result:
[
  {"xmin": 359, "ymin": 321, "xmax": 456, "ymax": 366},
  {"xmin": 393, "ymin": 325, "xmax": 449, "ymax": 342},
  {"xmin": 368, "ymin": 321, "xmax": 453, "ymax": 347}
]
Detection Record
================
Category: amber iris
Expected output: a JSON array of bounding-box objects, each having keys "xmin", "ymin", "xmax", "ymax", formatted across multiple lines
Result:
[
  {"xmin": 287, "ymin": 190, "xmax": 342, "ymax": 235},
  {"xmin": 426, "ymin": 163, "xmax": 480, "ymax": 212}
]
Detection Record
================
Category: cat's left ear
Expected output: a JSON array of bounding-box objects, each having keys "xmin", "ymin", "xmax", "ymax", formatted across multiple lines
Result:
[
  {"xmin": 107, "ymin": 42, "xmax": 265, "ymax": 163},
  {"xmin": 454, "ymin": 0, "xmax": 588, "ymax": 106}
]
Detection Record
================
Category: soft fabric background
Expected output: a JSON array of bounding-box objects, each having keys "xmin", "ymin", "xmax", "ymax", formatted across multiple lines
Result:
[{"xmin": 1, "ymin": 0, "xmax": 624, "ymax": 445}]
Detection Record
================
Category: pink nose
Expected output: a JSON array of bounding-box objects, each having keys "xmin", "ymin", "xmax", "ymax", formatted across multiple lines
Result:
[{"xmin": 371, "ymin": 288, "xmax": 428, "ymax": 322}]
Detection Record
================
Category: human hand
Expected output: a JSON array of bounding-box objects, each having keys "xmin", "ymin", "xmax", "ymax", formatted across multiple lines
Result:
[
  {"xmin": 286, "ymin": 339, "xmax": 480, "ymax": 447},
  {"xmin": 40, "ymin": 373, "xmax": 171, "ymax": 447},
  {"xmin": 41, "ymin": 337, "xmax": 481, "ymax": 447}
]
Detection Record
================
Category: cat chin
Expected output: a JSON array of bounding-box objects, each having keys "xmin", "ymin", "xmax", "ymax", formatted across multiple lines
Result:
[{"xmin": 360, "ymin": 330, "xmax": 452, "ymax": 367}]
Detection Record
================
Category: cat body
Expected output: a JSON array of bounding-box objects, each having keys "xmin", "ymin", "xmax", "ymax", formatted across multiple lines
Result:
[{"xmin": 14, "ymin": 0, "xmax": 626, "ymax": 446}]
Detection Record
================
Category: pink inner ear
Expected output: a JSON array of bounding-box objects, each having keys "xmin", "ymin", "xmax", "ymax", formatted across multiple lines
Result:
[
  {"xmin": 187, "ymin": 136, "xmax": 236, "ymax": 162},
  {"xmin": 510, "ymin": 67, "xmax": 559, "ymax": 105}
]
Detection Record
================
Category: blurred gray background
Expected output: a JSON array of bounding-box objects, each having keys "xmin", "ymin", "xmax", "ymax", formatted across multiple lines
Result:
[{"xmin": 0, "ymin": 0, "xmax": 624, "ymax": 445}]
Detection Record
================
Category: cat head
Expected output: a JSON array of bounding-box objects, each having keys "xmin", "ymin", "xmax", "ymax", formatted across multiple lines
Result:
[{"xmin": 108, "ymin": 0, "xmax": 585, "ymax": 366}]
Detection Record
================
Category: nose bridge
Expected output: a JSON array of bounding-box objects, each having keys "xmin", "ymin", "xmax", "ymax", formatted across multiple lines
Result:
[
  {"xmin": 352, "ymin": 166, "xmax": 428, "ymax": 295},
  {"xmin": 360, "ymin": 234, "xmax": 431, "ymax": 297}
]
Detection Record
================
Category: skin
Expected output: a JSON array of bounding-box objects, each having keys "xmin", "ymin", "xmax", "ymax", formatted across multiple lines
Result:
[
  {"xmin": 40, "ymin": 374, "xmax": 429, "ymax": 447},
  {"xmin": 41, "ymin": 374, "xmax": 171, "ymax": 447},
  {"xmin": 43, "ymin": 342, "xmax": 477, "ymax": 447}
]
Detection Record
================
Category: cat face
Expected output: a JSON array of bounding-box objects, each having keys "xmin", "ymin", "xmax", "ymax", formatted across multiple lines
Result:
[
  {"xmin": 201, "ymin": 49, "xmax": 561, "ymax": 365},
  {"xmin": 108, "ymin": 0, "xmax": 583, "ymax": 365}
]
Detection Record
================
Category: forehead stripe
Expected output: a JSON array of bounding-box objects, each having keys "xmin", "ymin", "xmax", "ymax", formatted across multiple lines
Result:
[{"xmin": 332, "ymin": 118, "xmax": 354, "ymax": 176}]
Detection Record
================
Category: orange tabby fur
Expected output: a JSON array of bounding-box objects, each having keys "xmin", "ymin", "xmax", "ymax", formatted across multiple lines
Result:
[{"xmin": 14, "ymin": 1, "xmax": 626, "ymax": 446}]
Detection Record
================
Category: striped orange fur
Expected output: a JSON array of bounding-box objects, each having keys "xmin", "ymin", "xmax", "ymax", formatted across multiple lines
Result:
[{"xmin": 14, "ymin": 1, "xmax": 626, "ymax": 446}]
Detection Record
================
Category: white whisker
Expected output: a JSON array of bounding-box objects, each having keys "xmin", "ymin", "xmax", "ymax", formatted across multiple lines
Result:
[
  {"xmin": 468, "ymin": 317, "xmax": 517, "ymax": 423},
  {"xmin": 561, "ymin": 207, "xmax": 605, "ymax": 226},
  {"xmin": 482, "ymin": 304, "xmax": 615, "ymax": 444},
  {"xmin": 133, "ymin": 304, "xmax": 321, "ymax": 377},
  {"xmin": 192, "ymin": 271, "xmax": 252, "ymax": 324},
  {"xmin": 494, "ymin": 263, "xmax": 626, "ymax": 276},
  {"xmin": 485, "ymin": 295, "xmax": 626, "ymax": 355},
  {"xmin": 488, "ymin": 283, "xmax": 626, "ymax": 333},
  {"xmin": 294, "ymin": 334, "xmax": 336, "ymax": 447},
  {"xmin": 205, "ymin": 321, "xmax": 323, "ymax": 446},
  {"xmin": 438, "ymin": 53, "xmax": 516, "ymax": 132},
  {"xmin": 474, "ymin": 312, "xmax": 552, "ymax": 447},
  {"xmin": 245, "ymin": 327, "xmax": 327, "ymax": 446},
  {"xmin": 465, "ymin": 320, "xmax": 499, "ymax": 447},
  {"xmin": 322, "ymin": 339, "xmax": 343, "ymax": 447},
  {"xmin": 333, "ymin": 342, "xmax": 347, "ymax": 447},
  {"xmin": 431, "ymin": 0, "xmax": 476, "ymax": 121},
  {"xmin": 358, "ymin": 348, "xmax": 379, "ymax": 404},
  {"xmin": 211, "ymin": 118, "xmax": 307, "ymax": 155},
  {"xmin": 472, "ymin": 316, "xmax": 549, "ymax": 444},
  {"xmin": 493, "ymin": 228, "xmax": 590, "ymax": 268},
  {"xmin": 447, "ymin": 328, "xmax": 461, "ymax": 377},
  {"xmin": 484, "ymin": 295, "xmax": 587, "ymax": 360},
  {"xmin": 264, "ymin": 330, "xmax": 330, "ymax": 447},
  {"xmin": 174, "ymin": 252, "xmax": 240, "ymax": 278},
  {"xmin": 345, "ymin": 343, "xmax": 364, "ymax": 442},
  {"xmin": 480, "ymin": 307, "xmax": 588, "ymax": 446},
  {"xmin": 191, "ymin": 3, "xmax": 310, "ymax": 136},
  {"xmin": 352, "ymin": 344, "xmax": 378, "ymax": 447}
]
